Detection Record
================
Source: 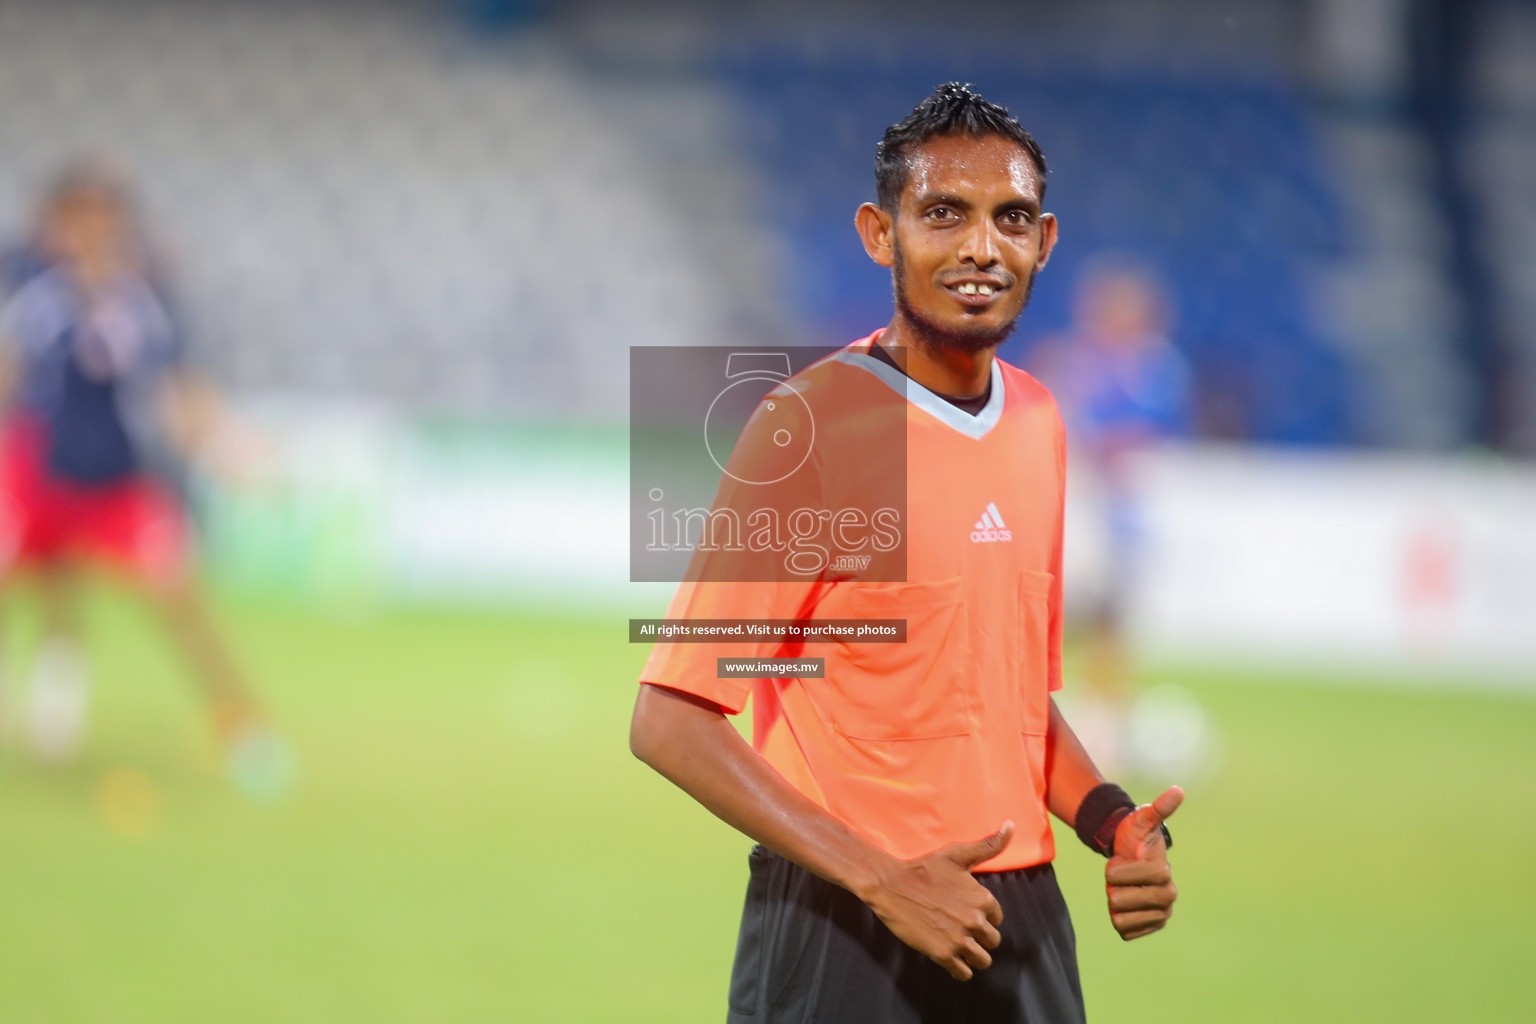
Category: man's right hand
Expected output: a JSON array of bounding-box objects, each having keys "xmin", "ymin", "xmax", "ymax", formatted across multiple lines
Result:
[
  {"xmin": 858, "ymin": 821, "xmax": 1014, "ymax": 981},
  {"xmin": 631, "ymin": 686, "xmax": 1013, "ymax": 982}
]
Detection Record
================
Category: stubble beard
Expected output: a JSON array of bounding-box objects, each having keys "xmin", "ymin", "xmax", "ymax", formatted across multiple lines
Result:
[{"xmin": 893, "ymin": 241, "xmax": 1034, "ymax": 354}]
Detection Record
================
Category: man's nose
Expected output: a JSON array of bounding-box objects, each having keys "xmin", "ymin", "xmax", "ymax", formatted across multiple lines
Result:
[{"xmin": 957, "ymin": 217, "xmax": 1002, "ymax": 268}]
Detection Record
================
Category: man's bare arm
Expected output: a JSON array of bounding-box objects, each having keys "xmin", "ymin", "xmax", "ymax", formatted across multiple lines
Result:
[
  {"xmin": 1043, "ymin": 696, "xmax": 1108, "ymax": 828},
  {"xmin": 1043, "ymin": 695, "xmax": 1182, "ymax": 940},
  {"xmin": 630, "ymin": 682, "xmax": 888, "ymax": 894},
  {"xmin": 630, "ymin": 682, "xmax": 1012, "ymax": 980}
]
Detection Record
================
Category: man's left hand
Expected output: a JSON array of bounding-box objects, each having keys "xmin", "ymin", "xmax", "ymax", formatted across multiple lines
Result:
[{"xmin": 1105, "ymin": 785, "xmax": 1182, "ymax": 941}]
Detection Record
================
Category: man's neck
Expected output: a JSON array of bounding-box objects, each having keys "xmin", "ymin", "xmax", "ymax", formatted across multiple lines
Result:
[{"xmin": 876, "ymin": 316, "xmax": 995, "ymax": 398}]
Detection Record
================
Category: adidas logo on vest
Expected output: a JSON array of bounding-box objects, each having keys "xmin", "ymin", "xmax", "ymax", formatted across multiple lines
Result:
[{"xmin": 970, "ymin": 502, "xmax": 1012, "ymax": 543}]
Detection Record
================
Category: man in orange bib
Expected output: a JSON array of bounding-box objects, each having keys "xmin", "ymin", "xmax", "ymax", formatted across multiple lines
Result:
[{"xmin": 631, "ymin": 83, "xmax": 1182, "ymax": 1024}]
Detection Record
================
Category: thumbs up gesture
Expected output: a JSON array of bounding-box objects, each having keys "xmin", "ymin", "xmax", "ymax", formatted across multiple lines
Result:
[
  {"xmin": 1105, "ymin": 786, "xmax": 1182, "ymax": 941},
  {"xmin": 860, "ymin": 821, "xmax": 1015, "ymax": 981}
]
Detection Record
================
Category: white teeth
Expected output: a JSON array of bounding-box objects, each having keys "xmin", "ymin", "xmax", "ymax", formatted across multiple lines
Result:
[{"xmin": 956, "ymin": 283, "xmax": 994, "ymax": 297}]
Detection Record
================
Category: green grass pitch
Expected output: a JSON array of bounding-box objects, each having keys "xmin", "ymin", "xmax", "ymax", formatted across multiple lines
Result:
[{"xmin": 0, "ymin": 586, "xmax": 1531, "ymax": 1022}]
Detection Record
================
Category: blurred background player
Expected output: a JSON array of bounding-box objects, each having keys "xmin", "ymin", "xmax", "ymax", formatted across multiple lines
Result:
[
  {"xmin": 1030, "ymin": 255, "xmax": 1192, "ymax": 777},
  {"xmin": 0, "ymin": 162, "xmax": 286, "ymax": 793}
]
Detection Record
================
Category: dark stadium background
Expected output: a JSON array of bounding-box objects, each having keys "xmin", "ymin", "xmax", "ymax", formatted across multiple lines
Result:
[{"xmin": 0, "ymin": 1, "xmax": 1531, "ymax": 1021}]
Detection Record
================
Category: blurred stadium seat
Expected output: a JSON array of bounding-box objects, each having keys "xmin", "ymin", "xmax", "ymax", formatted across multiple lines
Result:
[
  {"xmin": 4, "ymin": 0, "xmax": 1533, "ymax": 450},
  {"xmin": 0, "ymin": 0, "xmax": 782, "ymax": 419},
  {"xmin": 715, "ymin": 42, "xmax": 1358, "ymax": 443}
]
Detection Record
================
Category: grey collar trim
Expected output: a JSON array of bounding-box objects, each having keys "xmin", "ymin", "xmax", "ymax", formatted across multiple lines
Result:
[{"xmin": 834, "ymin": 347, "xmax": 1006, "ymax": 440}]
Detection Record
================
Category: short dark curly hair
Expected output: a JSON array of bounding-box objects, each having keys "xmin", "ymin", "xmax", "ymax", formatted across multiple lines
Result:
[{"xmin": 875, "ymin": 82, "xmax": 1048, "ymax": 212}]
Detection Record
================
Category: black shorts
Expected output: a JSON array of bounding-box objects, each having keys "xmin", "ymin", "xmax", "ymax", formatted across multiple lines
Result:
[{"xmin": 725, "ymin": 846, "xmax": 1086, "ymax": 1024}]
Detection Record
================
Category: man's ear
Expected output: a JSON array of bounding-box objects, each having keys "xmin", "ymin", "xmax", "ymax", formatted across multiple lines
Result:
[
  {"xmin": 855, "ymin": 202, "xmax": 896, "ymax": 268},
  {"xmin": 1035, "ymin": 212, "xmax": 1059, "ymax": 272}
]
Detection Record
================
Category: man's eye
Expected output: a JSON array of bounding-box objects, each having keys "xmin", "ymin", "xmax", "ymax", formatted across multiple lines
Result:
[
  {"xmin": 1002, "ymin": 211, "xmax": 1032, "ymax": 226},
  {"xmin": 927, "ymin": 207, "xmax": 954, "ymax": 221}
]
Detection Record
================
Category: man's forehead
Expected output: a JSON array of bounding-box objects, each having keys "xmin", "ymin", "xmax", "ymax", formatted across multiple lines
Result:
[{"xmin": 901, "ymin": 134, "xmax": 1042, "ymax": 204}]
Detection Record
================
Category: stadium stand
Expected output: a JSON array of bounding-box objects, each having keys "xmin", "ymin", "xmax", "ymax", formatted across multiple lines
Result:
[
  {"xmin": 0, "ymin": 0, "xmax": 782, "ymax": 419},
  {"xmin": 1467, "ymin": 0, "xmax": 1536, "ymax": 453},
  {"xmin": 3, "ymin": 0, "xmax": 1530, "ymax": 450},
  {"xmin": 713, "ymin": 40, "xmax": 1358, "ymax": 444}
]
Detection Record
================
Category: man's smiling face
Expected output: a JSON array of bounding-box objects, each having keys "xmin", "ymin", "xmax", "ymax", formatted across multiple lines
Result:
[{"xmin": 887, "ymin": 133, "xmax": 1056, "ymax": 352}]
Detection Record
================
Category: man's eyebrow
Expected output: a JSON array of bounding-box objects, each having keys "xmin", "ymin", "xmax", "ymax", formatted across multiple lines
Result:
[
  {"xmin": 913, "ymin": 193, "xmax": 1041, "ymax": 215},
  {"xmin": 995, "ymin": 197, "xmax": 1042, "ymax": 216},
  {"xmin": 915, "ymin": 192, "xmax": 972, "ymax": 209}
]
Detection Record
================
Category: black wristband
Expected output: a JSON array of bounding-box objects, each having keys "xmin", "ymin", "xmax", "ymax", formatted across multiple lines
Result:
[
  {"xmin": 1075, "ymin": 783, "xmax": 1136, "ymax": 857},
  {"xmin": 1074, "ymin": 783, "xmax": 1175, "ymax": 858}
]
